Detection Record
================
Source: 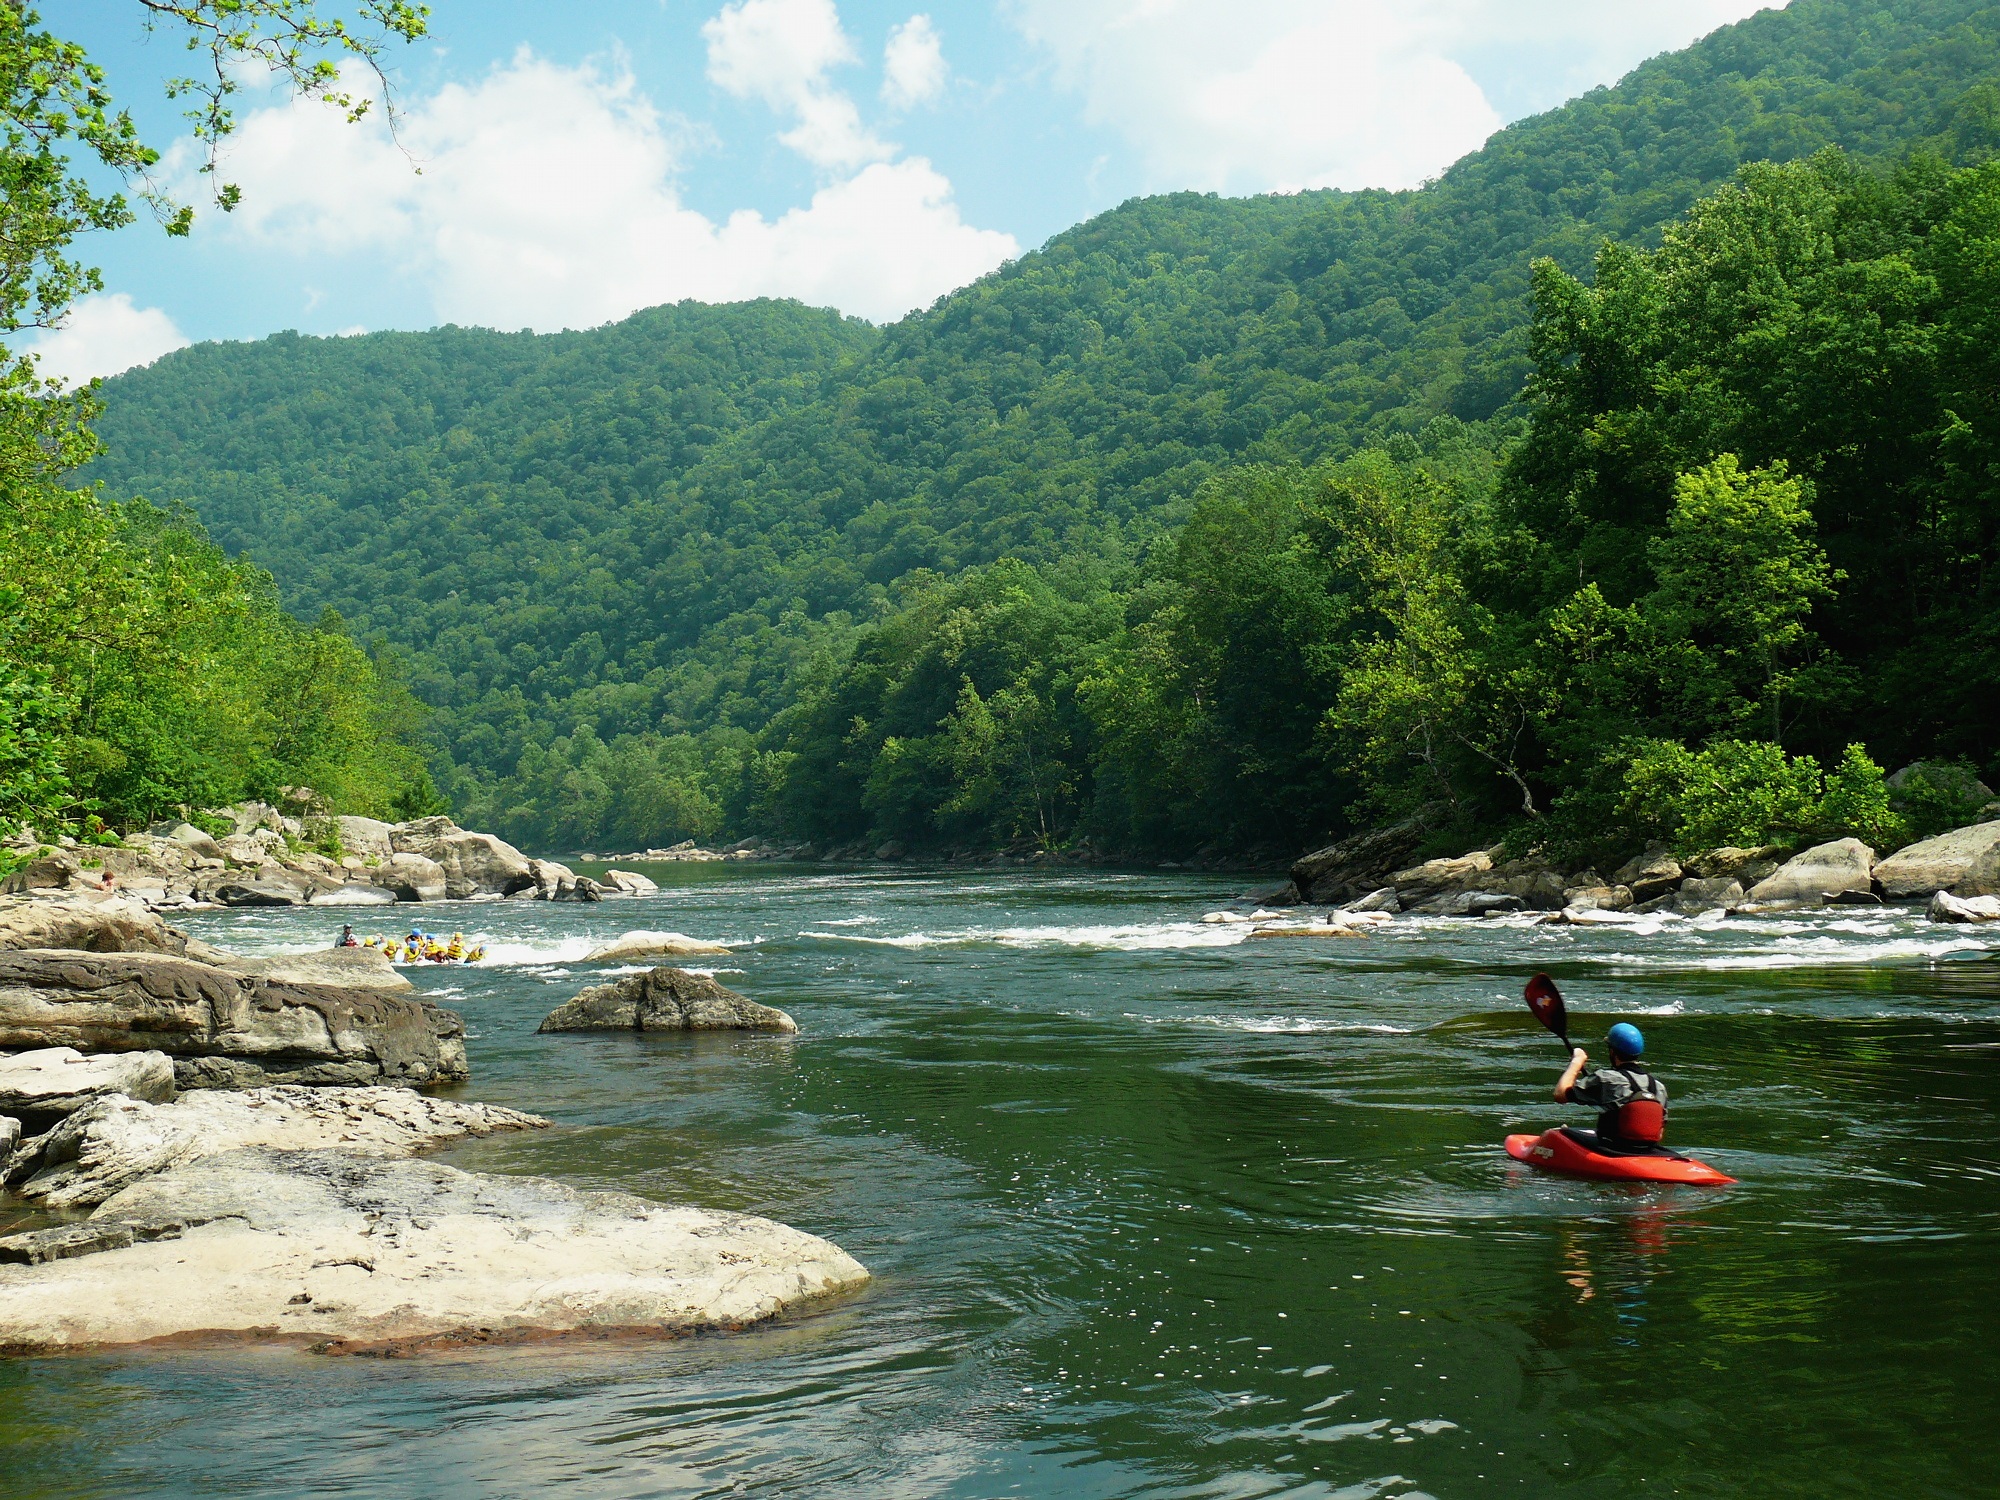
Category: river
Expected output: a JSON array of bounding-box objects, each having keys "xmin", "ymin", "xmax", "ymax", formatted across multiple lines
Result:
[{"xmin": 3, "ymin": 865, "xmax": 1996, "ymax": 1498}]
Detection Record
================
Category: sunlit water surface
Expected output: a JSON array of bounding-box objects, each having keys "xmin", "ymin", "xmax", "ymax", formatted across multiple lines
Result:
[{"xmin": 3, "ymin": 866, "xmax": 1997, "ymax": 1498}]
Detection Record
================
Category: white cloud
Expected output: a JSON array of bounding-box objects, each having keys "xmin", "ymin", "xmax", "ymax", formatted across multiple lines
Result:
[
  {"xmin": 189, "ymin": 51, "xmax": 1015, "ymax": 328},
  {"xmin": 704, "ymin": 0, "xmax": 891, "ymax": 169},
  {"xmin": 22, "ymin": 294, "xmax": 189, "ymax": 384},
  {"xmin": 882, "ymin": 16, "xmax": 947, "ymax": 110},
  {"xmin": 1008, "ymin": 0, "xmax": 1784, "ymax": 193}
]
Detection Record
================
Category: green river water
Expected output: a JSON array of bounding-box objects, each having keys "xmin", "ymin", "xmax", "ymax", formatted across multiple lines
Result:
[{"xmin": 2, "ymin": 866, "xmax": 1996, "ymax": 1498}]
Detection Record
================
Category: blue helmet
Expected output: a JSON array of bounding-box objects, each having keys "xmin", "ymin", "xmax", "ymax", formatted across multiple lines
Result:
[{"xmin": 1608, "ymin": 1022, "xmax": 1645, "ymax": 1059}]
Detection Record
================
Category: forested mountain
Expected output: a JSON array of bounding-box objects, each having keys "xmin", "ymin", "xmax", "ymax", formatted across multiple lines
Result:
[{"xmin": 84, "ymin": 0, "xmax": 2000, "ymax": 857}]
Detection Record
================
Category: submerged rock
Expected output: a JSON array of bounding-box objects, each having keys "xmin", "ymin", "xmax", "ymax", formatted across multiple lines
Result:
[
  {"xmin": 539, "ymin": 967, "xmax": 796, "ymax": 1034},
  {"xmin": 0, "ymin": 1047, "xmax": 176, "ymax": 1126},
  {"xmin": 11, "ymin": 1084, "xmax": 546, "ymax": 1210},
  {"xmin": 583, "ymin": 931, "xmax": 732, "ymax": 963},
  {"xmin": 0, "ymin": 1148, "xmax": 869, "ymax": 1354},
  {"xmin": 0, "ymin": 949, "xmax": 469, "ymax": 1090}
]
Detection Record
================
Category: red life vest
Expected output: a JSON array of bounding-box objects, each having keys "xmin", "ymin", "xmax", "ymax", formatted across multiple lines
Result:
[{"xmin": 1612, "ymin": 1067, "xmax": 1666, "ymax": 1143}]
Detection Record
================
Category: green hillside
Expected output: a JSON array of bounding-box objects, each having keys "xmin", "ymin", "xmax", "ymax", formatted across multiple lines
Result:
[{"xmin": 83, "ymin": 0, "xmax": 2000, "ymax": 855}]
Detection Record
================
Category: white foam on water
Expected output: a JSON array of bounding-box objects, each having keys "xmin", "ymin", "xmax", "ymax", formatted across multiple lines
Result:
[
  {"xmin": 799, "ymin": 921, "xmax": 1251, "ymax": 951},
  {"xmin": 1176, "ymin": 1014, "xmax": 1416, "ymax": 1036},
  {"xmin": 471, "ymin": 935, "xmax": 598, "ymax": 966}
]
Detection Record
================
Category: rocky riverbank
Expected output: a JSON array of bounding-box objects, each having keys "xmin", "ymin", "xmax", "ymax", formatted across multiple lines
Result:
[
  {"xmin": 1278, "ymin": 817, "xmax": 2000, "ymax": 924},
  {"xmin": 2, "ymin": 804, "xmax": 617, "ymax": 912},
  {"xmin": 0, "ymin": 892, "xmax": 867, "ymax": 1354}
]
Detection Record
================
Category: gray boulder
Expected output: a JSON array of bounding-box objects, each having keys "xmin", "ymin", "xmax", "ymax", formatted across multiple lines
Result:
[
  {"xmin": 0, "ymin": 949, "xmax": 469, "ymax": 1090},
  {"xmin": 601, "ymin": 869, "xmax": 660, "ymax": 895},
  {"xmin": 1612, "ymin": 845, "xmax": 1684, "ymax": 902},
  {"xmin": 1928, "ymin": 891, "xmax": 2000, "ymax": 924},
  {"xmin": 1290, "ymin": 819, "xmax": 1429, "ymax": 905},
  {"xmin": 1667, "ymin": 877, "xmax": 1746, "ymax": 916},
  {"xmin": 0, "ymin": 1047, "xmax": 176, "ymax": 1124},
  {"xmin": 214, "ymin": 947, "xmax": 411, "ymax": 993},
  {"xmin": 165, "ymin": 823, "xmax": 225, "ymax": 861},
  {"xmin": 539, "ymin": 966, "xmax": 797, "ymax": 1034},
  {"xmin": 1562, "ymin": 884, "xmax": 1633, "ymax": 912},
  {"xmin": 0, "ymin": 851, "xmax": 81, "ymax": 895},
  {"xmin": 370, "ymin": 851, "xmax": 449, "ymax": 903},
  {"xmin": 391, "ymin": 819, "xmax": 534, "ymax": 898},
  {"xmin": 1340, "ymin": 887, "xmax": 1402, "ymax": 914},
  {"xmin": 1747, "ymin": 838, "xmax": 1876, "ymax": 905},
  {"xmin": 584, "ymin": 931, "xmax": 732, "ymax": 962},
  {"xmin": 0, "ymin": 1147, "xmax": 868, "ymax": 1353},
  {"xmin": 12, "ymin": 1084, "xmax": 546, "ymax": 1210},
  {"xmin": 1683, "ymin": 845, "xmax": 1787, "ymax": 882},
  {"xmin": 333, "ymin": 815, "xmax": 395, "ymax": 863},
  {"xmin": 0, "ymin": 895, "xmax": 188, "ymax": 955},
  {"xmin": 524, "ymin": 858, "xmax": 602, "ymax": 902},
  {"xmin": 1873, "ymin": 820, "xmax": 2000, "ymax": 900},
  {"xmin": 213, "ymin": 870, "xmax": 314, "ymax": 906}
]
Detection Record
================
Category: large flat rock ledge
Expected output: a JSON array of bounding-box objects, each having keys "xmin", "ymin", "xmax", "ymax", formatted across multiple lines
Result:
[
  {"xmin": 0, "ymin": 1148, "xmax": 870, "ymax": 1354},
  {"xmin": 0, "ymin": 949, "xmax": 468, "ymax": 1089}
]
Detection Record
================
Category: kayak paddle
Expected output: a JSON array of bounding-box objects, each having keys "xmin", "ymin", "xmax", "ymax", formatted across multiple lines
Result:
[{"xmin": 1524, "ymin": 973, "xmax": 1572, "ymax": 1052}]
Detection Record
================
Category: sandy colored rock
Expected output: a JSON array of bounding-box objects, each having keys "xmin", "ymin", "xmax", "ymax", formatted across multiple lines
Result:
[
  {"xmin": 539, "ymin": 966, "xmax": 796, "ymax": 1034},
  {"xmin": 215, "ymin": 946, "xmax": 411, "ymax": 992},
  {"xmin": 334, "ymin": 815, "xmax": 395, "ymax": 862},
  {"xmin": 1612, "ymin": 845, "xmax": 1684, "ymax": 901},
  {"xmin": 1389, "ymin": 849, "xmax": 1495, "ymax": 902},
  {"xmin": 0, "ymin": 1148, "xmax": 869, "ymax": 1353},
  {"xmin": 602, "ymin": 870, "xmax": 660, "ymax": 894},
  {"xmin": 584, "ymin": 930, "xmax": 732, "ymax": 962},
  {"xmin": 1928, "ymin": 890, "xmax": 2000, "ymax": 923},
  {"xmin": 370, "ymin": 851, "xmax": 448, "ymax": 903},
  {"xmin": 0, "ymin": 894, "xmax": 188, "ymax": 955},
  {"xmin": 0, "ymin": 949, "xmax": 468, "ymax": 1089},
  {"xmin": 1874, "ymin": 820, "xmax": 2000, "ymax": 900},
  {"xmin": 1747, "ymin": 838, "xmax": 1876, "ymax": 905},
  {"xmin": 391, "ymin": 820, "xmax": 535, "ymax": 899},
  {"xmin": 13, "ymin": 1085, "xmax": 547, "ymax": 1209},
  {"xmin": 0, "ymin": 1047, "xmax": 176, "ymax": 1123}
]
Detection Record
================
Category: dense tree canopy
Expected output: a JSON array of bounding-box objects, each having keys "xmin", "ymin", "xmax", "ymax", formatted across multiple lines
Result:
[{"xmin": 69, "ymin": 0, "xmax": 2000, "ymax": 858}]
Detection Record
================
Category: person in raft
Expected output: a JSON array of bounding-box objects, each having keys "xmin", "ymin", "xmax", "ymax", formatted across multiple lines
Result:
[
  {"xmin": 336, "ymin": 924, "xmax": 358, "ymax": 948},
  {"xmin": 1554, "ymin": 1022, "xmax": 1669, "ymax": 1155}
]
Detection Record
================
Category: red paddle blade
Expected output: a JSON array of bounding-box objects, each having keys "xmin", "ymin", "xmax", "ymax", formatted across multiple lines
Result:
[{"xmin": 1524, "ymin": 973, "xmax": 1569, "ymax": 1041}]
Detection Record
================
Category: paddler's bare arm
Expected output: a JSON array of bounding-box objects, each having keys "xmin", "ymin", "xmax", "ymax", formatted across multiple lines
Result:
[{"xmin": 1555, "ymin": 1047, "xmax": 1588, "ymax": 1102}]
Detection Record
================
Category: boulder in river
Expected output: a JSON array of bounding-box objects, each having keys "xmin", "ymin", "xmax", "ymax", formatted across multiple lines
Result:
[
  {"xmin": 214, "ymin": 870, "xmax": 317, "ymax": 907},
  {"xmin": 524, "ymin": 858, "xmax": 603, "ymax": 902},
  {"xmin": 601, "ymin": 869, "xmax": 660, "ymax": 895},
  {"xmin": 0, "ymin": 1147, "xmax": 869, "ymax": 1354},
  {"xmin": 390, "ymin": 819, "xmax": 536, "ymax": 899},
  {"xmin": 0, "ymin": 894, "xmax": 188, "ymax": 955},
  {"xmin": 1290, "ymin": 819, "xmax": 1429, "ymax": 905},
  {"xmin": 1746, "ymin": 838, "xmax": 1876, "ymax": 905},
  {"xmin": 0, "ymin": 949, "xmax": 469, "ymax": 1090},
  {"xmin": 0, "ymin": 1047, "xmax": 176, "ymax": 1125},
  {"xmin": 1682, "ymin": 845, "xmax": 1787, "ymax": 882},
  {"xmin": 9, "ymin": 1084, "xmax": 546, "ymax": 1210},
  {"xmin": 1562, "ymin": 884, "xmax": 1633, "ymax": 912},
  {"xmin": 1873, "ymin": 820, "xmax": 2000, "ymax": 900},
  {"xmin": 584, "ymin": 930, "xmax": 732, "ymax": 963},
  {"xmin": 333, "ymin": 815, "xmax": 395, "ymax": 863},
  {"xmin": 1665, "ymin": 877, "xmax": 1745, "ymax": 916},
  {"xmin": 370, "ymin": 851, "xmax": 449, "ymax": 903},
  {"xmin": 539, "ymin": 966, "xmax": 796, "ymax": 1034},
  {"xmin": 1389, "ymin": 848, "xmax": 1496, "ymax": 905},
  {"xmin": 213, "ymin": 947, "xmax": 411, "ymax": 992},
  {"xmin": 1612, "ymin": 846, "xmax": 1684, "ymax": 902},
  {"xmin": 1927, "ymin": 890, "xmax": 2000, "ymax": 924}
]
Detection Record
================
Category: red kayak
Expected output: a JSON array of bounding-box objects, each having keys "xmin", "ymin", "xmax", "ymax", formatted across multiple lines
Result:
[{"xmin": 1506, "ymin": 1129, "xmax": 1736, "ymax": 1186}]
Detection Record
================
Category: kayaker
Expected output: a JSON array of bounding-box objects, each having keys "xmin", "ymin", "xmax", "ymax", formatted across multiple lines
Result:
[{"xmin": 1554, "ymin": 1022, "xmax": 1669, "ymax": 1153}]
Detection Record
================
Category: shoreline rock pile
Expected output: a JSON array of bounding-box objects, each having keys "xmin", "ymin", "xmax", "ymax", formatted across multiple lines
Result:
[
  {"xmin": 2, "ymin": 805, "xmax": 629, "ymax": 913},
  {"xmin": 1283, "ymin": 819, "xmax": 2000, "ymax": 925}
]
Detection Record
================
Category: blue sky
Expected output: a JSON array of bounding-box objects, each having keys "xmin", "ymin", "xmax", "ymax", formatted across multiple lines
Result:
[{"xmin": 33, "ymin": 0, "xmax": 1787, "ymax": 381}]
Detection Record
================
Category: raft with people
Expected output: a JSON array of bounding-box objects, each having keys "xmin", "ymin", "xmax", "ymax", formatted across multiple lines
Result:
[{"xmin": 361, "ymin": 930, "xmax": 486, "ymax": 964}]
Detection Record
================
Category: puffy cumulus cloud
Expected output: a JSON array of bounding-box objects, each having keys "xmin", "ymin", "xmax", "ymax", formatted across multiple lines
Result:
[
  {"xmin": 22, "ymin": 294, "xmax": 188, "ymax": 384},
  {"xmin": 189, "ymin": 52, "xmax": 1015, "ymax": 328},
  {"xmin": 1009, "ymin": 0, "xmax": 1784, "ymax": 193},
  {"xmin": 704, "ymin": 0, "xmax": 891, "ymax": 170},
  {"xmin": 882, "ymin": 15, "xmax": 948, "ymax": 110}
]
